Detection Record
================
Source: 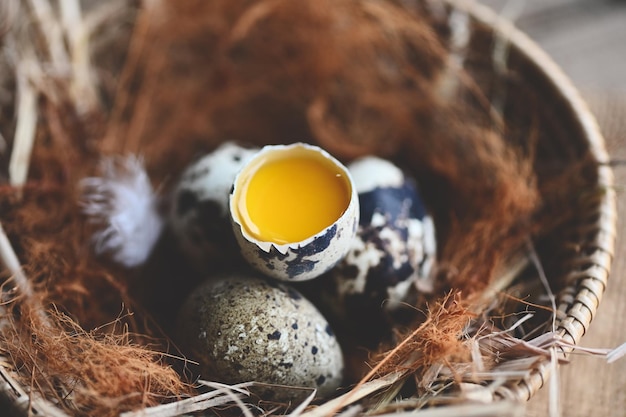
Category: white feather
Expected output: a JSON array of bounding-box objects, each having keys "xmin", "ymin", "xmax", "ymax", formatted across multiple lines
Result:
[{"xmin": 80, "ymin": 155, "xmax": 163, "ymax": 267}]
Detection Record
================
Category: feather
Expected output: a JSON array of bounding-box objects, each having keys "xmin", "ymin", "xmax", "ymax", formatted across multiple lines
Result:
[{"xmin": 80, "ymin": 155, "xmax": 163, "ymax": 267}]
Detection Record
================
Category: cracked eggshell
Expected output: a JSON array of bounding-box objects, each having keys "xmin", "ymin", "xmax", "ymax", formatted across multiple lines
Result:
[
  {"xmin": 168, "ymin": 142, "xmax": 259, "ymax": 270},
  {"xmin": 229, "ymin": 143, "xmax": 359, "ymax": 282},
  {"xmin": 318, "ymin": 156, "xmax": 437, "ymax": 332},
  {"xmin": 177, "ymin": 273, "xmax": 344, "ymax": 401}
]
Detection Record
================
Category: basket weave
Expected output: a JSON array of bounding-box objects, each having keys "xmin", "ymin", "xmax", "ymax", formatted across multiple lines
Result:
[
  {"xmin": 455, "ymin": 0, "xmax": 616, "ymax": 401},
  {"xmin": 0, "ymin": 0, "xmax": 617, "ymax": 415}
]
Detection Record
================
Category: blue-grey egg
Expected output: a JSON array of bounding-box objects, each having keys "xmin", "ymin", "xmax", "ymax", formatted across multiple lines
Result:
[
  {"xmin": 312, "ymin": 156, "xmax": 436, "ymax": 336},
  {"xmin": 177, "ymin": 273, "xmax": 344, "ymax": 401},
  {"xmin": 168, "ymin": 141, "xmax": 259, "ymax": 270}
]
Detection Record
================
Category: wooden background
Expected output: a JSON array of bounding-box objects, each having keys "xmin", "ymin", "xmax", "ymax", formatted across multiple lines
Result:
[
  {"xmin": 477, "ymin": 1, "xmax": 626, "ymax": 416},
  {"xmin": 1, "ymin": 1, "xmax": 624, "ymax": 416}
]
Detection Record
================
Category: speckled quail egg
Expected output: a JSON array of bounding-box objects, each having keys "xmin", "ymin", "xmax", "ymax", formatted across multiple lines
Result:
[
  {"xmin": 307, "ymin": 156, "xmax": 436, "ymax": 338},
  {"xmin": 169, "ymin": 142, "xmax": 259, "ymax": 270},
  {"xmin": 229, "ymin": 143, "xmax": 359, "ymax": 282},
  {"xmin": 177, "ymin": 272, "xmax": 344, "ymax": 401}
]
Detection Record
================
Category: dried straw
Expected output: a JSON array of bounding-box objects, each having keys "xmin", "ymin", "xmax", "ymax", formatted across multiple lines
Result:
[
  {"xmin": 0, "ymin": 0, "xmax": 617, "ymax": 416},
  {"xmin": 7, "ymin": 74, "xmax": 37, "ymax": 189}
]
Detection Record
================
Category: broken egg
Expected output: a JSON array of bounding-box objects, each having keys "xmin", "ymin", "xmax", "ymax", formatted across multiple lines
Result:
[
  {"xmin": 229, "ymin": 143, "xmax": 359, "ymax": 281},
  {"xmin": 177, "ymin": 272, "xmax": 344, "ymax": 400},
  {"xmin": 169, "ymin": 142, "xmax": 259, "ymax": 269}
]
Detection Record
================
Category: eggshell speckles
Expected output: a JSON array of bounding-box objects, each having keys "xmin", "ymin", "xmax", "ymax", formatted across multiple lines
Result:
[
  {"xmin": 177, "ymin": 273, "xmax": 344, "ymax": 400},
  {"xmin": 229, "ymin": 143, "xmax": 359, "ymax": 282},
  {"xmin": 316, "ymin": 156, "xmax": 436, "ymax": 333},
  {"xmin": 335, "ymin": 173, "xmax": 437, "ymax": 304},
  {"xmin": 169, "ymin": 142, "xmax": 259, "ymax": 269}
]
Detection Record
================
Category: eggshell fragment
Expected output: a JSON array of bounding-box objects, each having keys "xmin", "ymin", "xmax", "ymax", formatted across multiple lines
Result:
[
  {"xmin": 177, "ymin": 273, "xmax": 344, "ymax": 400},
  {"xmin": 229, "ymin": 143, "xmax": 359, "ymax": 282}
]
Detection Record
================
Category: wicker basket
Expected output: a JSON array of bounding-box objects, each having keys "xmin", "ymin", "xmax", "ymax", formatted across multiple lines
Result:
[
  {"xmin": 0, "ymin": 0, "xmax": 617, "ymax": 416},
  {"xmin": 453, "ymin": 0, "xmax": 617, "ymax": 401}
]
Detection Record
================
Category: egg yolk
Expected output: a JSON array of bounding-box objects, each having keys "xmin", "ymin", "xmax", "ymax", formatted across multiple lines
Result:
[{"xmin": 239, "ymin": 155, "xmax": 350, "ymax": 244}]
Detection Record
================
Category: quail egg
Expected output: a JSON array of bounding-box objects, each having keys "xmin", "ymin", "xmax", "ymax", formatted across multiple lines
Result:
[
  {"xmin": 229, "ymin": 143, "xmax": 359, "ymax": 282},
  {"xmin": 169, "ymin": 141, "xmax": 259, "ymax": 270},
  {"xmin": 177, "ymin": 272, "xmax": 344, "ymax": 400},
  {"xmin": 310, "ymin": 156, "xmax": 436, "ymax": 337}
]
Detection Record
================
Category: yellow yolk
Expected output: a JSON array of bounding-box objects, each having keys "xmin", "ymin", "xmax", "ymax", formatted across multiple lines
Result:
[{"xmin": 239, "ymin": 155, "xmax": 350, "ymax": 244}]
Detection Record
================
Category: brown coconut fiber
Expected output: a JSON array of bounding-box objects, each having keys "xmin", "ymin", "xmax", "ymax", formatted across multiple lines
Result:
[{"xmin": 0, "ymin": 0, "xmax": 617, "ymax": 416}]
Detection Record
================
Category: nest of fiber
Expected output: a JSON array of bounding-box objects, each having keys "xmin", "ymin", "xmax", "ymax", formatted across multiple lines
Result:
[{"xmin": 0, "ymin": 0, "xmax": 617, "ymax": 416}]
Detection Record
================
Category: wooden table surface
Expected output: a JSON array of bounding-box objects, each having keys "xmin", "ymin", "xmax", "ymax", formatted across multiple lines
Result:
[
  {"xmin": 477, "ymin": 1, "xmax": 626, "ymax": 416},
  {"xmin": 1, "ymin": 1, "xmax": 624, "ymax": 416}
]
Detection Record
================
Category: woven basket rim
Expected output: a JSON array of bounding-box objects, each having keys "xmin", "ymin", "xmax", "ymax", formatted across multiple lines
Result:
[
  {"xmin": 446, "ymin": 0, "xmax": 617, "ymax": 401},
  {"xmin": 0, "ymin": 1, "xmax": 618, "ymax": 415}
]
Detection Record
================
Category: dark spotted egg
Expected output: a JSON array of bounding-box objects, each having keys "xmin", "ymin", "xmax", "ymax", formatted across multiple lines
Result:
[
  {"xmin": 313, "ymin": 156, "xmax": 436, "ymax": 336},
  {"xmin": 177, "ymin": 272, "xmax": 344, "ymax": 401},
  {"xmin": 168, "ymin": 142, "xmax": 259, "ymax": 270}
]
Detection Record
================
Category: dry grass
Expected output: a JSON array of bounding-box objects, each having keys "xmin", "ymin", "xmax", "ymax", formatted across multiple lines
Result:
[{"xmin": 0, "ymin": 0, "xmax": 615, "ymax": 416}]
